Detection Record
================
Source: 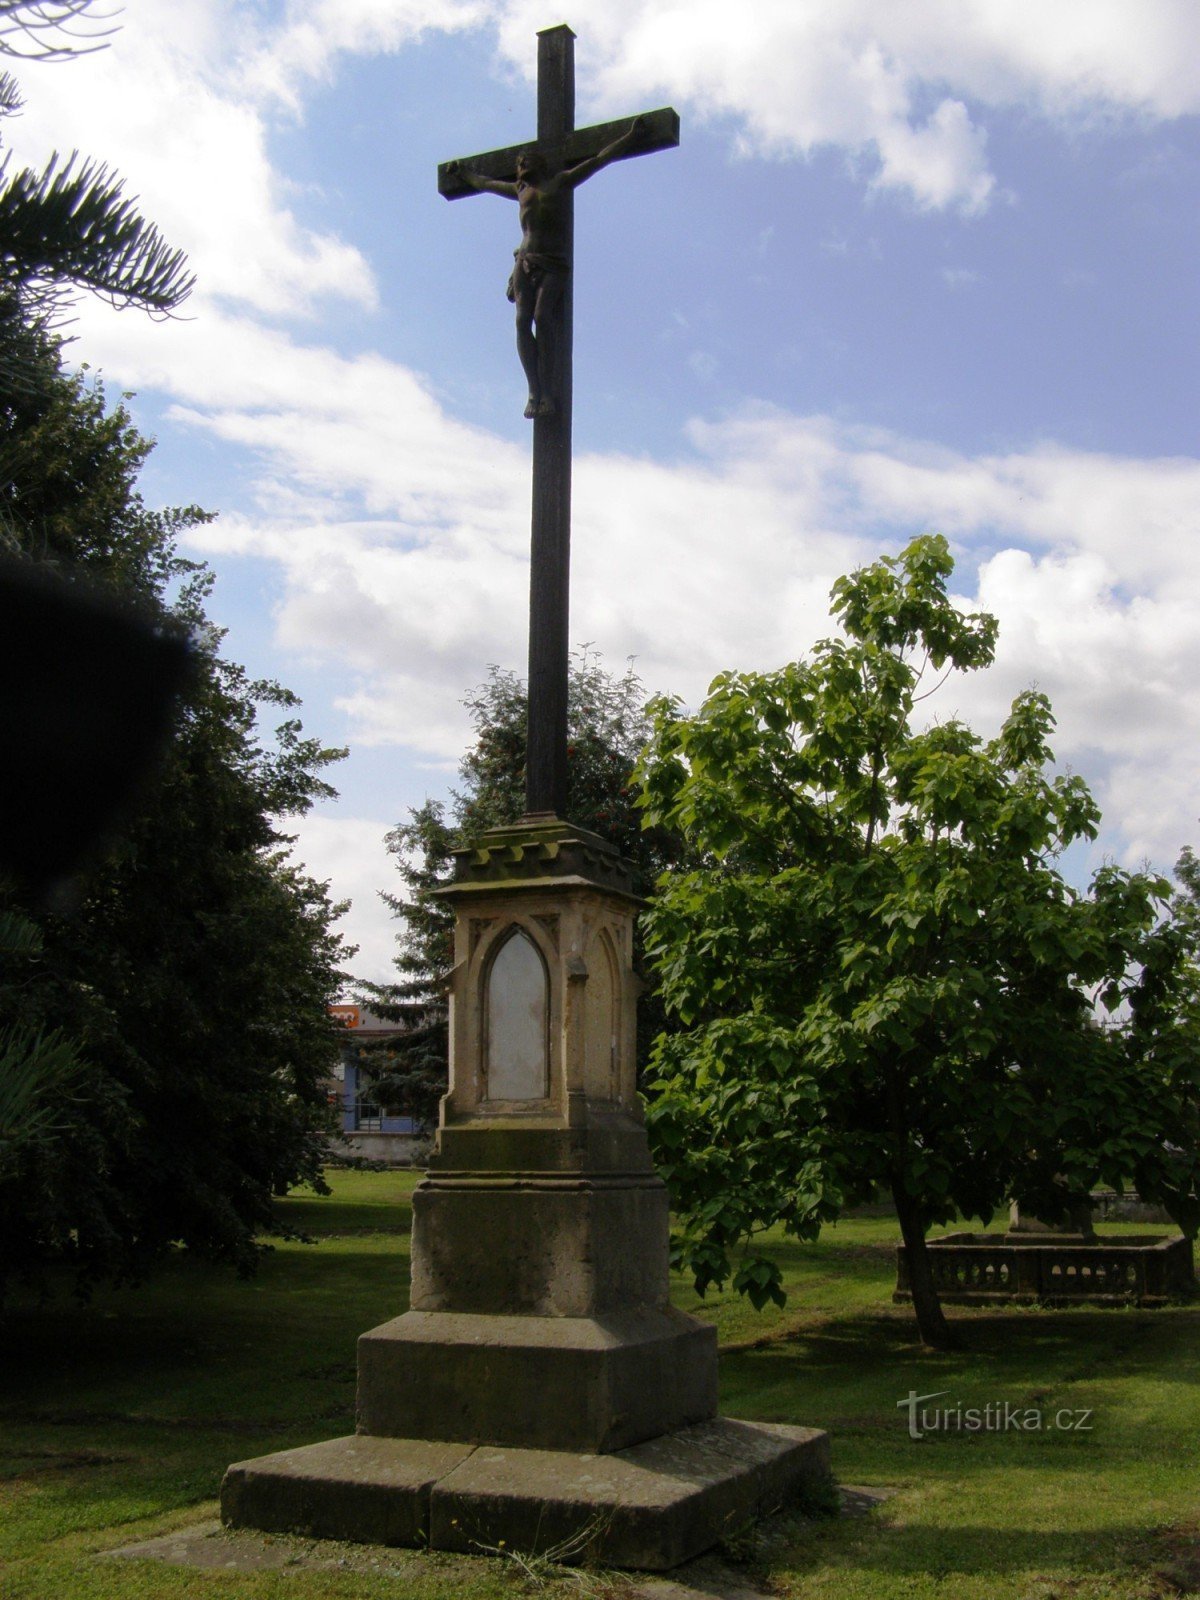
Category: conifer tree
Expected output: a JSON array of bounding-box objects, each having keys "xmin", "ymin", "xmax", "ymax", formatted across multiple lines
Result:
[
  {"xmin": 361, "ymin": 653, "xmax": 684, "ymax": 1121},
  {"xmin": 0, "ymin": 323, "xmax": 348, "ymax": 1300},
  {"xmin": 0, "ymin": 4, "xmax": 192, "ymax": 368}
]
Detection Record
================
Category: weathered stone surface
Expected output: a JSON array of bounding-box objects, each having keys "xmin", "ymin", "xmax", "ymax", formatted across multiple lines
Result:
[
  {"xmin": 895, "ymin": 1230, "xmax": 1195, "ymax": 1305},
  {"xmin": 1007, "ymin": 1199, "xmax": 1096, "ymax": 1238},
  {"xmin": 222, "ymin": 1419, "xmax": 830, "ymax": 1571},
  {"xmin": 1091, "ymin": 1188, "xmax": 1174, "ymax": 1225},
  {"xmin": 221, "ymin": 1436, "xmax": 473, "ymax": 1546},
  {"xmin": 440, "ymin": 818, "xmax": 637, "ymax": 897},
  {"xmin": 357, "ymin": 1308, "xmax": 718, "ymax": 1453},
  {"xmin": 437, "ymin": 875, "xmax": 643, "ymax": 1129},
  {"xmin": 430, "ymin": 1418, "xmax": 830, "ymax": 1569},
  {"xmin": 430, "ymin": 1118, "xmax": 654, "ymax": 1174},
  {"xmin": 410, "ymin": 1173, "xmax": 672, "ymax": 1315},
  {"xmin": 484, "ymin": 927, "xmax": 551, "ymax": 1099}
]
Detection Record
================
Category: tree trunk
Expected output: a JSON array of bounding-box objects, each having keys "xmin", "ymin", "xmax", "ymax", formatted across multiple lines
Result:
[{"xmin": 892, "ymin": 1180, "xmax": 962, "ymax": 1350}]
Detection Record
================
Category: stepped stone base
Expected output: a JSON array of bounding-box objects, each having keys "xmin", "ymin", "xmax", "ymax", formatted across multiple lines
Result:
[
  {"xmin": 222, "ymin": 824, "xmax": 835, "ymax": 1570},
  {"xmin": 357, "ymin": 1308, "xmax": 717, "ymax": 1453},
  {"xmin": 221, "ymin": 1417, "xmax": 831, "ymax": 1571}
]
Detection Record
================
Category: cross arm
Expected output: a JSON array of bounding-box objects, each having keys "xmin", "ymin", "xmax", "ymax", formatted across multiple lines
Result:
[{"xmin": 438, "ymin": 105, "xmax": 679, "ymax": 200}]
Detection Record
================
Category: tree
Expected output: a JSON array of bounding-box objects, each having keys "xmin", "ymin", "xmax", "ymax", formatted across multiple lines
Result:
[
  {"xmin": 1099, "ymin": 848, "xmax": 1200, "ymax": 1241},
  {"xmin": 0, "ymin": 908, "xmax": 83, "ymax": 1163},
  {"xmin": 362, "ymin": 652, "xmax": 685, "ymax": 1121},
  {"xmin": 0, "ymin": 2, "xmax": 115, "ymax": 63},
  {"xmin": 0, "ymin": 328, "xmax": 350, "ymax": 1300},
  {"xmin": 0, "ymin": 4, "xmax": 192, "ymax": 369},
  {"xmin": 635, "ymin": 535, "xmax": 1170, "ymax": 1348},
  {"xmin": 0, "ymin": 0, "xmax": 196, "ymax": 1227}
]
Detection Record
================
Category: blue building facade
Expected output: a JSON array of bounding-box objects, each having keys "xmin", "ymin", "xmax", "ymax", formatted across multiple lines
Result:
[
  {"xmin": 330, "ymin": 1003, "xmax": 427, "ymax": 1150},
  {"xmin": 340, "ymin": 1056, "xmax": 420, "ymax": 1136}
]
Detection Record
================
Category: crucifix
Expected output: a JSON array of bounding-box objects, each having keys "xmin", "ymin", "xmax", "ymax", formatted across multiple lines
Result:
[
  {"xmin": 438, "ymin": 24, "xmax": 679, "ymax": 820},
  {"xmin": 223, "ymin": 42, "xmax": 828, "ymax": 1554}
]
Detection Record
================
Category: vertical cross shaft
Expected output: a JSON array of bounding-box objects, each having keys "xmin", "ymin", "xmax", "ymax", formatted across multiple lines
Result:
[
  {"xmin": 525, "ymin": 25, "xmax": 575, "ymax": 818},
  {"xmin": 437, "ymin": 29, "xmax": 678, "ymax": 823}
]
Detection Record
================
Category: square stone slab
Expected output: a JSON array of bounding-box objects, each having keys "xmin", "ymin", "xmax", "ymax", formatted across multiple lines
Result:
[
  {"xmin": 222, "ymin": 1435, "xmax": 474, "ymax": 1547},
  {"xmin": 221, "ymin": 1417, "xmax": 830, "ymax": 1571},
  {"xmin": 357, "ymin": 1307, "xmax": 717, "ymax": 1452},
  {"xmin": 431, "ymin": 1417, "xmax": 829, "ymax": 1569}
]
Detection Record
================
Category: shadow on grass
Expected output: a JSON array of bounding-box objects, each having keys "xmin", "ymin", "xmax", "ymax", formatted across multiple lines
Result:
[
  {"xmin": 726, "ymin": 1303, "xmax": 1200, "ymax": 1374},
  {"xmin": 0, "ymin": 1241, "xmax": 412, "ymax": 1440},
  {"xmin": 274, "ymin": 1197, "xmax": 415, "ymax": 1237},
  {"xmin": 719, "ymin": 1305, "xmax": 1200, "ymax": 1453},
  {"xmin": 273, "ymin": 1167, "xmax": 420, "ymax": 1238}
]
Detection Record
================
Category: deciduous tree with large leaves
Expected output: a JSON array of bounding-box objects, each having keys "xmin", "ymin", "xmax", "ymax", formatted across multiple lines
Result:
[
  {"xmin": 1101, "ymin": 847, "xmax": 1200, "ymax": 1242},
  {"xmin": 636, "ymin": 535, "xmax": 1175, "ymax": 1348}
]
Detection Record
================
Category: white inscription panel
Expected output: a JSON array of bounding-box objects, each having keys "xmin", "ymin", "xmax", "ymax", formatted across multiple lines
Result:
[{"xmin": 485, "ymin": 929, "xmax": 548, "ymax": 1101}]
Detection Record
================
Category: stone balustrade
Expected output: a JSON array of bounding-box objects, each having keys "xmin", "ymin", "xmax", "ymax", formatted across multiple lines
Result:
[{"xmin": 895, "ymin": 1231, "xmax": 1194, "ymax": 1306}]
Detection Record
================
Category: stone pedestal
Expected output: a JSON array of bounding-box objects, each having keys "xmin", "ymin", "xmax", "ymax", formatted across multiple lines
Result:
[
  {"xmin": 1006, "ymin": 1200, "xmax": 1096, "ymax": 1240},
  {"xmin": 222, "ymin": 818, "xmax": 830, "ymax": 1569}
]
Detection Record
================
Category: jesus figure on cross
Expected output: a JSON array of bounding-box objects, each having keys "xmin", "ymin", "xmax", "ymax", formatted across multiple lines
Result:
[{"xmin": 445, "ymin": 115, "xmax": 645, "ymax": 418}]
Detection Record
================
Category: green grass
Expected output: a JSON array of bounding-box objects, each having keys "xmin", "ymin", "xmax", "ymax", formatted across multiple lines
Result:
[{"xmin": 3, "ymin": 1170, "xmax": 1199, "ymax": 1598}]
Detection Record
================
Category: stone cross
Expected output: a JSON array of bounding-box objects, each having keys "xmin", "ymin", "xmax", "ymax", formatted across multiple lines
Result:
[
  {"xmin": 222, "ymin": 41, "xmax": 831, "ymax": 1562},
  {"xmin": 438, "ymin": 24, "xmax": 678, "ymax": 818}
]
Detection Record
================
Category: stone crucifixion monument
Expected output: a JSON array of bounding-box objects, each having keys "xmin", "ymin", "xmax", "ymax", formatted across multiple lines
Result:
[{"xmin": 221, "ymin": 25, "xmax": 828, "ymax": 1570}]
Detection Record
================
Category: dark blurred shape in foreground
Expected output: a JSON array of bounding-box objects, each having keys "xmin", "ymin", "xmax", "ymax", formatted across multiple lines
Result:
[{"xmin": 0, "ymin": 558, "xmax": 192, "ymax": 898}]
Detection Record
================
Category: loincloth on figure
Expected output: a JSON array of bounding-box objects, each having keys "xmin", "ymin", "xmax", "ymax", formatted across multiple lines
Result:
[{"xmin": 506, "ymin": 247, "xmax": 568, "ymax": 303}]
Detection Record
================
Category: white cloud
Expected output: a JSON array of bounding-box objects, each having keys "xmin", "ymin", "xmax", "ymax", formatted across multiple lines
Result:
[
  {"xmin": 254, "ymin": 0, "xmax": 1200, "ymax": 144},
  {"xmin": 70, "ymin": 224, "xmax": 1200, "ymax": 878},
  {"xmin": 6, "ymin": 0, "xmax": 1193, "ymax": 318},
  {"xmin": 80, "ymin": 283, "xmax": 1198, "ymax": 876},
  {"xmin": 487, "ymin": 0, "xmax": 1200, "ymax": 212},
  {"xmin": 885, "ymin": 0, "xmax": 1200, "ymax": 120},
  {"xmin": 78, "ymin": 303, "xmax": 526, "ymax": 524},
  {"xmin": 13, "ymin": 0, "xmax": 1197, "ymax": 959},
  {"xmin": 237, "ymin": 0, "xmax": 487, "ymax": 109},
  {"xmin": 286, "ymin": 812, "xmax": 400, "ymax": 985},
  {"xmin": 4, "ymin": 0, "xmax": 376, "ymax": 314},
  {"xmin": 870, "ymin": 96, "xmax": 994, "ymax": 213},
  {"xmin": 73, "ymin": 294, "xmax": 532, "ymax": 758},
  {"xmin": 489, "ymin": 1, "xmax": 996, "ymax": 213}
]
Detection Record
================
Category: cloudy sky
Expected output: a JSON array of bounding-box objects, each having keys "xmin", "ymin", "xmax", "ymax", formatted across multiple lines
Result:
[{"xmin": 8, "ymin": 1, "xmax": 1198, "ymax": 983}]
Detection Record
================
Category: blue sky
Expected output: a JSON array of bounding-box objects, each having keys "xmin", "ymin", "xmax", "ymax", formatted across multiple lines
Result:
[{"xmin": 7, "ymin": 1, "xmax": 1199, "ymax": 983}]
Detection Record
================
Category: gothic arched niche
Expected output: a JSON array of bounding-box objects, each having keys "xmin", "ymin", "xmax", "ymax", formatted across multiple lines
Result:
[
  {"xmin": 584, "ymin": 925, "xmax": 620, "ymax": 1102},
  {"xmin": 484, "ymin": 926, "xmax": 549, "ymax": 1101}
]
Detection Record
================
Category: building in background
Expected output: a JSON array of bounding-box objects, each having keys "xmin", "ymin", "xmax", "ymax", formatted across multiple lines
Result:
[{"xmin": 329, "ymin": 1005, "xmax": 431, "ymax": 1167}]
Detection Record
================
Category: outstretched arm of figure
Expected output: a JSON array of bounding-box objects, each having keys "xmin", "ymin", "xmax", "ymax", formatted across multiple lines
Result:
[
  {"xmin": 562, "ymin": 116, "xmax": 647, "ymax": 189},
  {"xmin": 443, "ymin": 160, "xmax": 519, "ymax": 200}
]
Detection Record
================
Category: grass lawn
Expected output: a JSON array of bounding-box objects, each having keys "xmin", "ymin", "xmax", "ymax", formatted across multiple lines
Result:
[{"xmin": 3, "ymin": 1169, "xmax": 1199, "ymax": 1599}]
